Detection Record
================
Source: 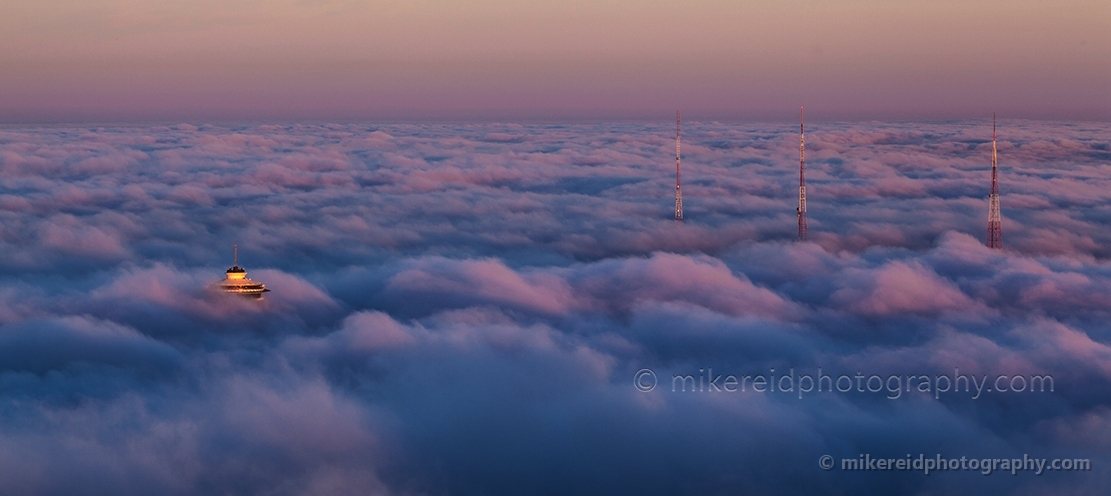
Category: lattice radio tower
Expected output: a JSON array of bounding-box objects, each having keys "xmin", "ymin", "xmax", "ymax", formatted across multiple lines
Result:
[
  {"xmin": 797, "ymin": 107, "xmax": 808, "ymax": 241},
  {"xmin": 987, "ymin": 112, "xmax": 1002, "ymax": 249},
  {"xmin": 675, "ymin": 110, "xmax": 683, "ymax": 221}
]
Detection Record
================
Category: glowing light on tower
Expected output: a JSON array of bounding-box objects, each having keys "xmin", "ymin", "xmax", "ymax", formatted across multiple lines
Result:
[
  {"xmin": 215, "ymin": 244, "xmax": 271, "ymax": 299},
  {"xmin": 987, "ymin": 112, "xmax": 1002, "ymax": 249},
  {"xmin": 797, "ymin": 107, "xmax": 807, "ymax": 241},
  {"xmin": 675, "ymin": 110, "xmax": 683, "ymax": 221}
]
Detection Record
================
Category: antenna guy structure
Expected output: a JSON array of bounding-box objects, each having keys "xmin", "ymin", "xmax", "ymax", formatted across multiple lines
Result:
[
  {"xmin": 675, "ymin": 110, "xmax": 683, "ymax": 221},
  {"xmin": 798, "ymin": 107, "xmax": 808, "ymax": 241},
  {"xmin": 987, "ymin": 112, "xmax": 1002, "ymax": 249}
]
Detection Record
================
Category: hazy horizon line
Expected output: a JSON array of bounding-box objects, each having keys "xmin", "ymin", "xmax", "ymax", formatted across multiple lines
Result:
[{"xmin": 4, "ymin": 114, "xmax": 1109, "ymax": 129}]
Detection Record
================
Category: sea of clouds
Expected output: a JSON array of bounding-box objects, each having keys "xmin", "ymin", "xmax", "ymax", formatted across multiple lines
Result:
[{"xmin": 0, "ymin": 120, "xmax": 1109, "ymax": 495}]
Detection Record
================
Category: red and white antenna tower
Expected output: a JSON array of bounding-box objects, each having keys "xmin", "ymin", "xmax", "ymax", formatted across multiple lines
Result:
[
  {"xmin": 797, "ymin": 107, "xmax": 807, "ymax": 241},
  {"xmin": 675, "ymin": 110, "xmax": 683, "ymax": 221},
  {"xmin": 987, "ymin": 112, "xmax": 1002, "ymax": 249}
]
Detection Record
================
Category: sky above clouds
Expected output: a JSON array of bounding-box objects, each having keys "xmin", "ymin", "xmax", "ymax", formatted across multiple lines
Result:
[
  {"xmin": 2, "ymin": 0, "xmax": 1109, "ymax": 121},
  {"xmin": 0, "ymin": 120, "xmax": 1109, "ymax": 494}
]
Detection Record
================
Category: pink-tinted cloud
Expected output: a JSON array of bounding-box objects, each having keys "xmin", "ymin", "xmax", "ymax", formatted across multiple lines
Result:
[
  {"xmin": 0, "ymin": 120, "xmax": 1108, "ymax": 495},
  {"xmin": 830, "ymin": 261, "xmax": 983, "ymax": 317},
  {"xmin": 384, "ymin": 257, "xmax": 576, "ymax": 316}
]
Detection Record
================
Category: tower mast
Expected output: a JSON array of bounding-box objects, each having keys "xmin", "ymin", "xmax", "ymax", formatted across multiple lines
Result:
[
  {"xmin": 987, "ymin": 112, "xmax": 1002, "ymax": 249},
  {"xmin": 798, "ymin": 107, "xmax": 807, "ymax": 241},
  {"xmin": 675, "ymin": 110, "xmax": 683, "ymax": 221}
]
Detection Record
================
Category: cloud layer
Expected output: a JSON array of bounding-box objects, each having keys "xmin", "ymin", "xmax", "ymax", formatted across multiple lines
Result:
[{"xmin": 0, "ymin": 120, "xmax": 1109, "ymax": 494}]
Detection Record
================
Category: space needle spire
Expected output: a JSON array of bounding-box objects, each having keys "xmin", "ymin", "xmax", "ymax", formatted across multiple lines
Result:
[
  {"xmin": 797, "ymin": 107, "xmax": 807, "ymax": 241},
  {"xmin": 987, "ymin": 112, "xmax": 1002, "ymax": 249},
  {"xmin": 675, "ymin": 110, "xmax": 683, "ymax": 221}
]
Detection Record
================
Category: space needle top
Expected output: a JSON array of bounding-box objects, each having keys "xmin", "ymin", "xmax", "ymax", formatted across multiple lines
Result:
[{"xmin": 216, "ymin": 245, "xmax": 270, "ymax": 299}]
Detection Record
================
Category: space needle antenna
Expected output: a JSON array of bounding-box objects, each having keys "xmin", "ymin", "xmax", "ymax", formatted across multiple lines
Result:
[
  {"xmin": 987, "ymin": 112, "xmax": 1002, "ymax": 249},
  {"xmin": 675, "ymin": 110, "xmax": 683, "ymax": 221},
  {"xmin": 798, "ymin": 107, "xmax": 808, "ymax": 241}
]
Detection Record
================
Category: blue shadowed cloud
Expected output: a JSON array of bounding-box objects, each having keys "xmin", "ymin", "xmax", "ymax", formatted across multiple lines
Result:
[{"xmin": 0, "ymin": 120, "xmax": 1109, "ymax": 494}]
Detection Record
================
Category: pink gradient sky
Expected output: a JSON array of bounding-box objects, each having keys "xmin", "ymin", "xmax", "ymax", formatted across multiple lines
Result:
[{"xmin": 1, "ymin": 0, "xmax": 1108, "ymax": 122}]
